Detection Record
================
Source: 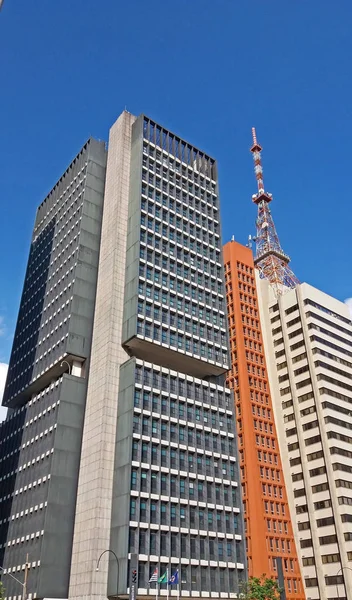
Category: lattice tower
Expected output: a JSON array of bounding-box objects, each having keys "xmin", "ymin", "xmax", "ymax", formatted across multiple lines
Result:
[{"xmin": 250, "ymin": 127, "xmax": 299, "ymax": 296}]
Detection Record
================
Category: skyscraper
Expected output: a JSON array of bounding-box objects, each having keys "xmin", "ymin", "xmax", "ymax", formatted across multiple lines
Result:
[
  {"xmin": 0, "ymin": 138, "xmax": 107, "ymax": 598},
  {"xmin": 258, "ymin": 279, "xmax": 352, "ymax": 600},
  {"xmin": 223, "ymin": 240, "xmax": 304, "ymax": 599},
  {"xmin": 245, "ymin": 128, "xmax": 352, "ymax": 599},
  {"xmin": 0, "ymin": 112, "xmax": 245, "ymax": 600}
]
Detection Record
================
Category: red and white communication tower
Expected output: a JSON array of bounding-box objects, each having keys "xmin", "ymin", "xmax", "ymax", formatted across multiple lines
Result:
[{"xmin": 250, "ymin": 127, "xmax": 299, "ymax": 296}]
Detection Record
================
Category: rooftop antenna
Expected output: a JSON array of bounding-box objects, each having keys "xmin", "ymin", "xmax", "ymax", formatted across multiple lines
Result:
[
  {"xmin": 251, "ymin": 127, "xmax": 265, "ymax": 195},
  {"xmin": 247, "ymin": 234, "xmax": 256, "ymax": 249}
]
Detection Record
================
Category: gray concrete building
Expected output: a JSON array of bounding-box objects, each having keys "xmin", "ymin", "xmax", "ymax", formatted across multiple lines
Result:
[
  {"xmin": 0, "ymin": 138, "xmax": 107, "ymax": 599},
  {"xmin": 1, "ymin": 112, "xmax": 245, "ymax": 600}
]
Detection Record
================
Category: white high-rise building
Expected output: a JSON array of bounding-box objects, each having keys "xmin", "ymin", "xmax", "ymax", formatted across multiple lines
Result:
[{"xmin": 257, "ymin": 280, "xmax": 352, "ymax": 600}]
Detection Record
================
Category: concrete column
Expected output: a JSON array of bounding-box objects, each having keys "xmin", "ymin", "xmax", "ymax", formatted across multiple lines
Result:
[{"xmin": 68, "ymin": 111, "xmax": 136, "ymax": 600}]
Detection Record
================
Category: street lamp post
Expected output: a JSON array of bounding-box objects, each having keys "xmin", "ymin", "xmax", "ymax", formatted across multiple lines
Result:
[
  {"xmin": 96, "ymin": 549, "xmax": 120, "ymax": 598},
  {"xmin": 335, "ymin": 566, "xmax": 352, "ymax": 600},
  {"xmin": 0, "ymin": 554, "xmax": 29, "ymax": 600}
]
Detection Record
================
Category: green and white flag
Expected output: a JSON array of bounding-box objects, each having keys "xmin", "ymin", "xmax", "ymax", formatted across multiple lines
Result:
[{"xmin": 158, "ymin": 571, "xmax": 168, "ymax": 584}]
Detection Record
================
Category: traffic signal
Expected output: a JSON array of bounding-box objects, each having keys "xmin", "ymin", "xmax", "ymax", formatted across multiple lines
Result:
[{"xmin": 129, "ymin": 553, "xmax": 138, "ymax": 600}]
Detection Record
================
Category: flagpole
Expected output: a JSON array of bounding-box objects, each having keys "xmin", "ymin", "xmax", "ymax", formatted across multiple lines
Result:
[
  {"xmin": 167, "ymin": 568, "xmax": 169, "ymax": 600},
  {"xmin": 177, "ymin": 567, "xmax": 180, "ymax": 600},
  {"xmin": 156, "ymin": 567, "xmax": 159, "ymax": 600}
]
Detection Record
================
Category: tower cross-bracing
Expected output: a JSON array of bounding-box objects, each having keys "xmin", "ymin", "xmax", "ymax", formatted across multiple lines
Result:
[{"xmin": 250, "ymin": 127, "xmax": 299, "ymax": 296}]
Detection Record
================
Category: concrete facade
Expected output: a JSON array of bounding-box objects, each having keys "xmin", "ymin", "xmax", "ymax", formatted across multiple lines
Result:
[
  {"xmin": 109, "ymin": 359, "xmax": 244, "ymax": 597},
  {"xmin": 106, "ymin": 115, "xmax": 245, "ymax": 599},
  {"xmin": 0, "ymin": 139, "xmax": 107, "ymax": 599},
  {"xmin": 3, "ymin": 139, "xmax": 107, "ymax": 408},
  {"xmin": 257, "ymin": 279, "xmax": 352, "ymax": 600},
  {"xmin": 69, "ymin": 111, "xmax": 135, "ymax": 600}
]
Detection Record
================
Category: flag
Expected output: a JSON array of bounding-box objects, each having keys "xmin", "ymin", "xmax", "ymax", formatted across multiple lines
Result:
[
  {"xmin": 168, "ymin": 570, "xmax": 179, "ymax": 585},
  {"xmin": 158, "ymin": 571, "xmax": 168, "ymax": 584},
  {"xmin": 149, "ymin": 568, "xmax": 158, "ymax": 583}
]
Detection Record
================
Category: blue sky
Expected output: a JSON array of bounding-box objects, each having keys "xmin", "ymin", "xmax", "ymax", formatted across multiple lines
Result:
[{"xmin": 1, "ymin": 0, "xmax": 352, "ymax": 364}]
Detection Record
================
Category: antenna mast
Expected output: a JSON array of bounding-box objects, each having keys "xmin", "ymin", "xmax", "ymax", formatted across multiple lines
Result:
[{"xmin": 250, "ymin": 128, "xmax": 299, "ymax": 296}]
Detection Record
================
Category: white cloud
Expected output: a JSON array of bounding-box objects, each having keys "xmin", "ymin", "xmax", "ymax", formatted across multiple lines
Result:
[
  {"xmin": 345, "ymin": 298, "xmax": 352, "ymax": 320},
  {"xmin": 0, "ymin": 363, "xmax": 8, "ymax": 422}
]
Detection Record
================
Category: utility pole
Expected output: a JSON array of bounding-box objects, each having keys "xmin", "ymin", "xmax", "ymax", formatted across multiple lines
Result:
[{"xmin": 23, "ymin": 554, "xmax": 29, "ymax": 600}]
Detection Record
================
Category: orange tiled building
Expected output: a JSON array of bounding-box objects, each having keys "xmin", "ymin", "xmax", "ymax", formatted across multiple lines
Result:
[{"xmin": 223, "ymin": 240, "xmax": 304, "ymax": 599}]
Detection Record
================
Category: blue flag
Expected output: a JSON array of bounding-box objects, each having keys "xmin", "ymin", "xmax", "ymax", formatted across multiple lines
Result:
[{"xmin": 168, "ymin": 570, "xmax": 179, "ymax": 585}]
